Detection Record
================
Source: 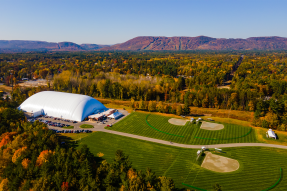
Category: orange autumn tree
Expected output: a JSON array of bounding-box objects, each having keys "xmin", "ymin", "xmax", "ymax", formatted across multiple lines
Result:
[
  {"xmin": 0, "ymin": 178, "xmax": 9, "ymax": 191},
  {"xmin": 61, "ymin": 182, "xmax": 69, "ymax": 191},
  {"xmin": 36, "ymin": 150, "xmax": 54, "ymax": 167},
  {"xmin": 0, "ymin": 132, "xmax": 18, "ymax": 148},
  {"xmin": 21, "ymin": 158, "xmax": 31, "ymax": 169},
  {"xmin": 12, "ymin": 147, "xmax": 27, "ymax": 163}
]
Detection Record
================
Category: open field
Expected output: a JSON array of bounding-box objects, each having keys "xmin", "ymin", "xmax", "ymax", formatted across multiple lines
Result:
[
  {"xmin": 72, "ymin": 131, "xmax": 287, "ymax": 190},
  {"xmin": 106, "ymin": 112, "xmax": 258, "ymax": 145}
]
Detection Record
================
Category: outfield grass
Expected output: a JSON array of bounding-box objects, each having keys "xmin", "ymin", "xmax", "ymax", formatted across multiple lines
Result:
[
  {"xmin": 80, "ymin": 124, "xmax": 94, "ymax": 128},
  {"xmin": 106, "ymin": 112, "xmax": 258, "ymax": 145},
  {"xmin": 76, "ymin": 131, "xmax": 287, "ymax": 190}
]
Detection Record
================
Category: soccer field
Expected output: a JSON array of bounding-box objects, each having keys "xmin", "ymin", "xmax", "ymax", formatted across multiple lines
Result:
[
  {"xmin": 77, "ymin": 132, "xmax": 287, "ymax": 190},
  {"xmin": 106, "ymin": 112, "xmax": 258, "ymax": 145}
]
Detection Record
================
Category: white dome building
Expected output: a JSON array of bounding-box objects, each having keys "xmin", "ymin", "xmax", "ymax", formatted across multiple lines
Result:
[{"xmin": 19, "ymin": 91, "xmax": 107, "ymax": 121}]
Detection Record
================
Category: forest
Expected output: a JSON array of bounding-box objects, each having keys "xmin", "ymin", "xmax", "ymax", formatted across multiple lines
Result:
[{"xmin": 1, "ymin": 51, "xmax": 287, "ymax": 132}]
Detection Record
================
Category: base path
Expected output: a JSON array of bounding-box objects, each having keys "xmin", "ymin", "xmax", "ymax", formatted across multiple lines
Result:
[{"xmin": 97, "ymin": 128, "xmax": 287, "ymax": 149}]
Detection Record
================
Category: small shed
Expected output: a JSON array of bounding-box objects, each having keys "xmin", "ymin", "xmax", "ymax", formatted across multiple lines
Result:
[{"xmin": 266, "ymin": 129, "xmax": 277, "ymax": 139}]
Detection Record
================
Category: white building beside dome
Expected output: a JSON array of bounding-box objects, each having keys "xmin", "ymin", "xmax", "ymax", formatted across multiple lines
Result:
[{"xmin": 19, "ymin": 91, "xmax": 107, "ymax": 121}]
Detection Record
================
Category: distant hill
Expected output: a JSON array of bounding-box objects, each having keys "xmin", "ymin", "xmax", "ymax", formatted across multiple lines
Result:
[
  {"xmin": 99, "ymin": 36, "xmax": 287, "ymax": 51},
  {"xmin": 1, "ymin": 36, "xmax": 287, "ymax": 53},
  {"xmin": 0, "ymin": 40, "xmax": 109, "ymax": 53}
]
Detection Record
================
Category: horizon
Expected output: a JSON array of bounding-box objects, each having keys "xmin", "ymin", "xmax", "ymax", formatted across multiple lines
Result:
[
  {"xmin": 1, "ymin": 35, "xmax": 287, "ymax": 45},
  {"xmin": 1, "ymin": 0, "xmax": 287, "ymax": 44}
]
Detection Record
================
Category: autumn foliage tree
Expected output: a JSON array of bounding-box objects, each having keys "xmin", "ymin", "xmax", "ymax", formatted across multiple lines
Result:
[{"xmin": 36, "ymin": 150, "xmax": 54, "ymax": 166}]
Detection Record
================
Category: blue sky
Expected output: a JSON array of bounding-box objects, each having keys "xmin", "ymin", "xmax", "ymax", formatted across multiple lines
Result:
[{"xmin": 0, "ymin": 0, "xmax": 286, "ymax": 44}]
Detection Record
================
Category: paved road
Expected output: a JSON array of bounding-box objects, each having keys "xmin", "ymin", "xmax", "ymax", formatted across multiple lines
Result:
[{"xmin": 95, "ymin": 127, "xmax": 287, "ymax": 149}]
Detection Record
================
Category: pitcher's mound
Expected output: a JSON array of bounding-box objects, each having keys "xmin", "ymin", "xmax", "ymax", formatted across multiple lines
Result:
[
  {"xmin": 200, "ymin": 121, "xmax": 224, "ymax": 130},
  {"xmin": 201, "ymin": 152, "xmax": 239, "ymax": 173},
  {"xmin": 168, "ymin": 118, "xmax": 188, "ymax": 126}
]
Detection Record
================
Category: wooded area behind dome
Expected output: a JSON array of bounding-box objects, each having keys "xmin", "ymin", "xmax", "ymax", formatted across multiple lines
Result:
[{"xmin": 1, "ymin": 50, "xmax": 287, "ymax": 132}]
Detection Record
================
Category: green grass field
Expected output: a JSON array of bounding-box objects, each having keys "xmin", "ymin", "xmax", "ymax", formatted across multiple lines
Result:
[
  {"xmin": 106, "ymin": 112, "xmax": 258, "ymax": 145},
  {"xmin": 75, "ymin": 132, "xmax": 287, "ymax": 190},
  {"xmin": 62, "ymin": 126, "xmax": 74, "ymax": 129},
  {"xmin": 80, "ymin": 124, "xmax": 94, "ymax": 128}
]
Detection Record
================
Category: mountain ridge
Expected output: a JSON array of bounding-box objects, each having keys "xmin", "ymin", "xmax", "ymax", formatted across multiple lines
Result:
[
  {"xmin": 99, "ymin": 36, "xmax": 287, "ymax": 51},
  {"xmin": 0, "ymin": 40, "xmax": 109, "ymax": 53},
  {"xmin": 1, "ymin": 36, "xmax": 287, "ymax": 53}
]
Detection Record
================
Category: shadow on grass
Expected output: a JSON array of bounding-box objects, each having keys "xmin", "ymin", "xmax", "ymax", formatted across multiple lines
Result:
[
  {"xmin": 175, "ymin": 188, "xmax": 187, "ymax": 191},
  {"xmin": 56, "ymin": 133, "xmax": 104, "ymax": 163},
  {"xmin": 189, "ymin": 114, "xmax": 205, "ymax": 117},
  {"xmin": 196, "ymin": 152, "xmax": 206, "ymax": 166}
]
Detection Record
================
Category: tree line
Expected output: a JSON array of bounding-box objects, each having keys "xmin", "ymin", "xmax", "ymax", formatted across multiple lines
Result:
[{"xmin": 3, "ymin": 50, "xmax": 287, "ymax": 132}]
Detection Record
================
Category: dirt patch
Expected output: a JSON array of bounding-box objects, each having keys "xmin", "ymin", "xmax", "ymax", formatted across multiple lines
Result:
[
  {"xmin": 168, "ymin": 118, "xmax": 188, "ymax": 126},
  {"xmin": 200, "ymin": 121, "xmax": 224, "ymax": 130},
  {"xmin": 201, "ymin": 152, "xmax": 239, "ymax": 173}
]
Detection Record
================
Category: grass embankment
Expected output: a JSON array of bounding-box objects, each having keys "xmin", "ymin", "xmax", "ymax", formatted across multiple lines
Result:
[
  {"xmin": 99, "ymin": 97, "xmax": 253, "ymax": 122},
  {"xmin": 106, "ymin": 112, "xmax": 258, "ymax": 145},
  {"xmin": 255, "ymin": 127, "xmax": 287, "ymax": 145},
  {"xmin": 73, "ymin": 131, "xmax": 287, "ymax": 190},
  {"xmin": 62, "ymin": 126, "xmax": 74, "ymax": 129},
  {"xmin": 80, "ymin": 124, "xmax": 94, "ymax": 128},
  {"xmin": 189, "ymin": 107, "xmax": 253, "ymax": 122}
]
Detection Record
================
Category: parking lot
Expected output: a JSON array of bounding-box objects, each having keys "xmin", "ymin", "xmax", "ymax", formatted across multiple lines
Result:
[{"xmin": 27, "ymin": 109, "xmax": 130, "ymax": 134}]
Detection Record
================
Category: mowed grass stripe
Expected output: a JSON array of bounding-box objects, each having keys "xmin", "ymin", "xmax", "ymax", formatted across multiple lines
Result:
[
  {"xmin": 77, "ymin": 132, "xmax": 287, "ymax": 190},
  {"xmin": 106, "ymin": 112, "xmax": 257, "ymax": 145}
]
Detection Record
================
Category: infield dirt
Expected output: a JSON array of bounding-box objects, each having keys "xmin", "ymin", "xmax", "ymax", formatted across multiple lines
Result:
[
  {"xmin": 168, "ymin": 118, "xmax": 188, "ymax": 125},
  {"xmin": 201, "ymin": 152, "xmax": 239, "ymax": 172},
  {"xmin": 200, "ymin": 121, "xmax": 224, "ymax": 130}
]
